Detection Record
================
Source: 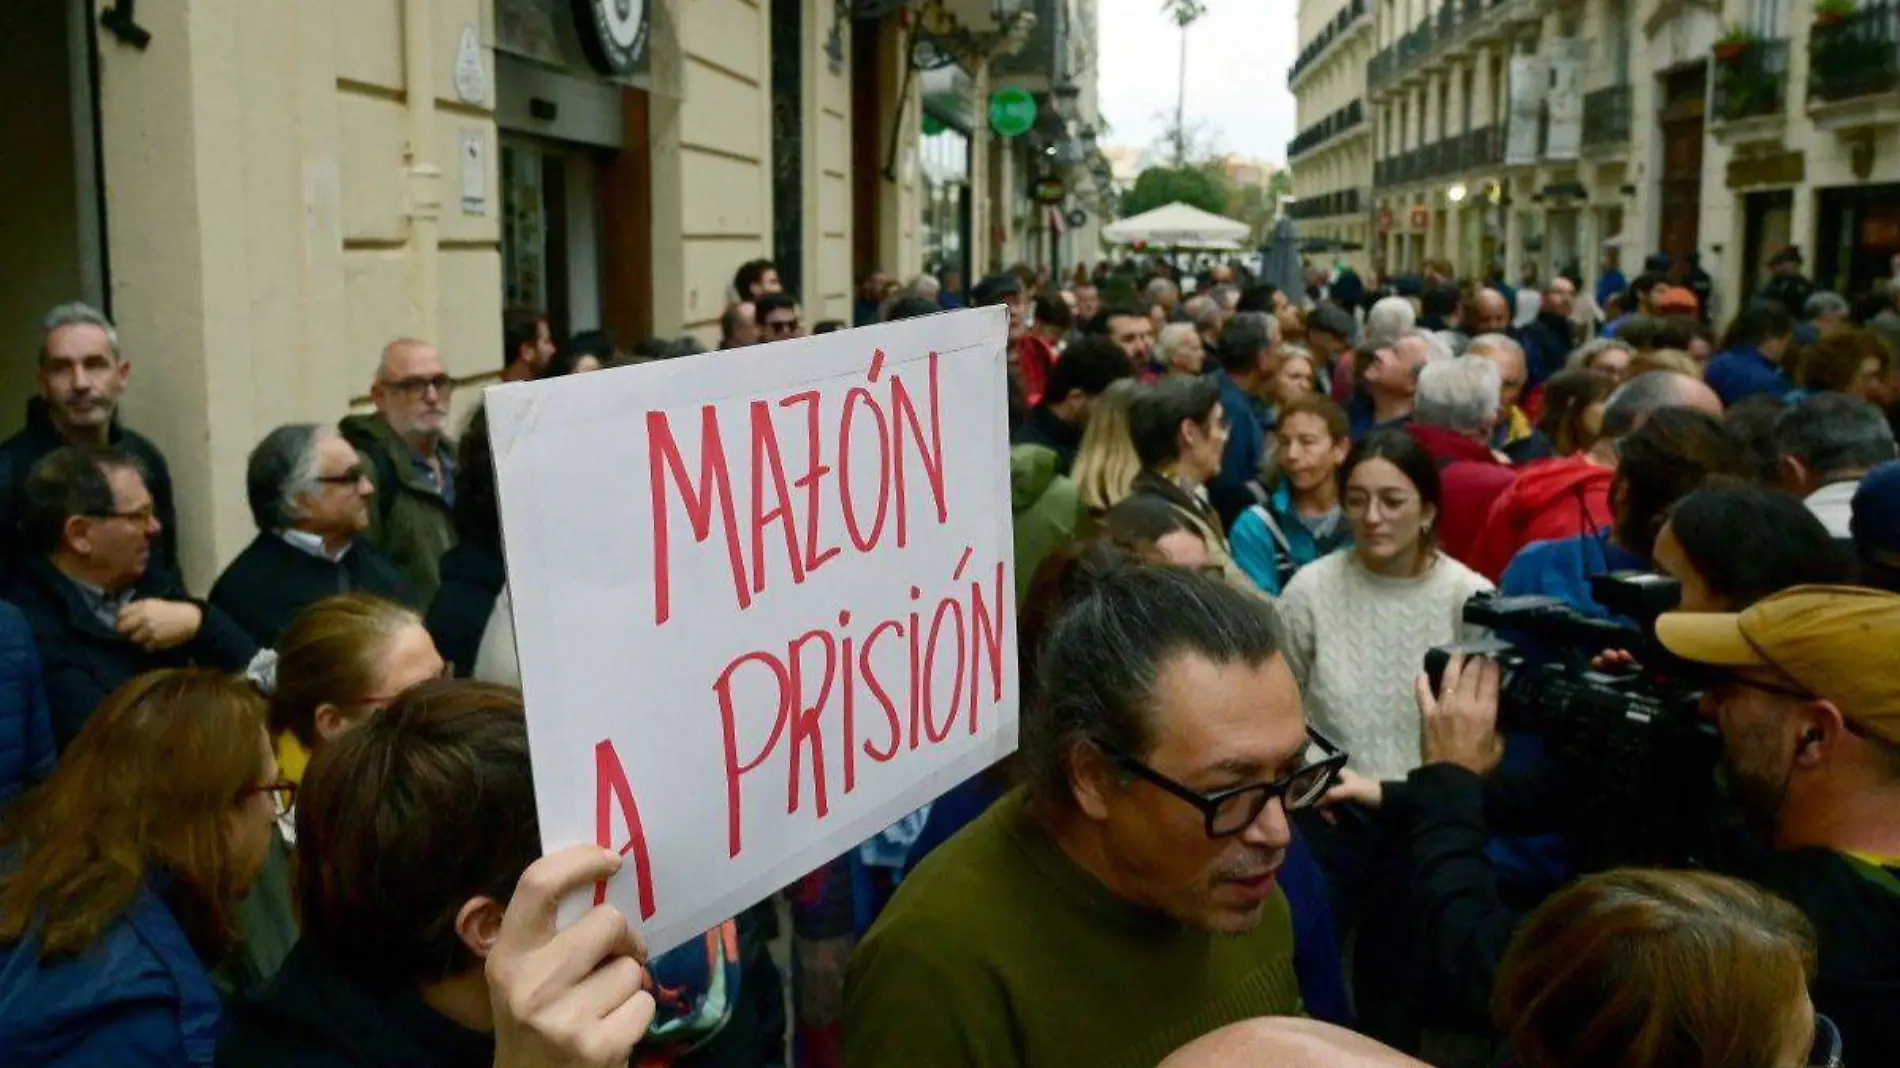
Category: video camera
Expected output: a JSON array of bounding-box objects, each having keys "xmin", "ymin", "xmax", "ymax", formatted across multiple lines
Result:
[{"xmin": 1424, "ymin": 573, "xmax": 1726, "ymax": 871}]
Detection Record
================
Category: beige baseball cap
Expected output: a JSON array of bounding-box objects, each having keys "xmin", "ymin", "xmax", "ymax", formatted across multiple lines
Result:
[{"xmin": 1656, "ymin": 585, "xmax": 1900, "ymax": 745}]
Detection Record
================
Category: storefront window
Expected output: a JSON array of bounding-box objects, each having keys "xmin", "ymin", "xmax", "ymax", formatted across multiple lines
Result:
[{"xmin": 920, "ymin": 127, "xmax": 970, "ymax": 282}]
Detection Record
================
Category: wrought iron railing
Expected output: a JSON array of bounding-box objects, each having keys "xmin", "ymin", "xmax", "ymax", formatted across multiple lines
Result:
[
  {"xmin": 1287, "ymin": 99, "xmax": 1366, "ymax": 159},
  {"xmin": 1808, "ymin": 1, "xmax": 1900, "ymax": 104},
  {"xmin": 1712, "ymin": 38, "xmax": 1790, "ymax": 122},
  {"xmin": 1289, "ymin": 0, "xmax": 1370, "ymax": 84},
  {"xmin": 1582, "ymin": 84, "xmax": 1632, "ymax": 148}
]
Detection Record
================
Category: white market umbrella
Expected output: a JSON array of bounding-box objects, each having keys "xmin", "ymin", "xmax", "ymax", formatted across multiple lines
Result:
[{"xmin": 1102, "ymin": 201, "xmax": 1250, "ymax": 248}]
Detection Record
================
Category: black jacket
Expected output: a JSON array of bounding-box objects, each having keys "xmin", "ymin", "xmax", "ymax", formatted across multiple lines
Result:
[
  {"xmin": 0, "ymin": 398, "xmax": 180, "ymax": 583},
  {"xmin": 2, "ymin": 556, "xmax": 257, "ymax": 749},
  {"xmin": 1011, "ymin": 405, "xmax": 1084, "ymax": 475},
  {"xmin": 424, "ymin": 542, "xmax": 505, "ymax": 678},
  {"xmin": 209, "ymin": 533, "xmax": 416, "ymax": 648},
  {"xmin": 1519, "ymin": 311, "xmax": 1576, "ymax": 388},
  {"xmin": 217, "ymin": 942, "xmax": 491, "ymax": 1068}
]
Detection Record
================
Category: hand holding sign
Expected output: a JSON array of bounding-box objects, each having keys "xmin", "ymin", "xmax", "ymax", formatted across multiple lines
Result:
[{"xmin": 489, "ymin": 845, "xmax": 656, "ymax": 1068}]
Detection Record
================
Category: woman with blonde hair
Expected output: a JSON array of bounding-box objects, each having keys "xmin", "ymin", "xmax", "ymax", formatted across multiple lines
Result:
[
  {"xmin": 1496, "ymin": 868, "xmax": 1833, "ymax": 1068},
  {"xmin": 0, "ymin": 670, "xmax": 286, "ymax": 1062},
  {"xmin": 1073, "ymin": 377, "xmax": 1144, "ymax": 515},
  {"xmin": 270, "ymin": 591, "xmax": 447, "ymax": 780}
]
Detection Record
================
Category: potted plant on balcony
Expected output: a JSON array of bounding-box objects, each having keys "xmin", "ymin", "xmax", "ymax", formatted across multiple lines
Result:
[
  {"xmin": 1814, "ymin": 0, "xmax": 1854, "ymax": 31},
  {"xmin": 1713, "ymin": 23, "xmax": 1758, "ymax": 63}
]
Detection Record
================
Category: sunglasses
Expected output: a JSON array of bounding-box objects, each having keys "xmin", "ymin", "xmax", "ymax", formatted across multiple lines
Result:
[
  {"xmin": 764, "ymin": 318, "xmax": 800, "ymax": 335},
  {"xmin": 1097, "ymin": 728, "xmax": 1349, "ymax": 838}
]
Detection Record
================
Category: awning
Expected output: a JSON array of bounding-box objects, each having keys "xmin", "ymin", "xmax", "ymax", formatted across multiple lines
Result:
[{"xmin": 1102, "ymin": 202, "xmax": 1250, "ymax": 247}]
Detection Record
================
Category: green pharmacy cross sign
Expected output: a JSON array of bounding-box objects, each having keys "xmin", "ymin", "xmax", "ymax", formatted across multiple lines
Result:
[{"xmin": 988, "ymin": 87, "xmax": 1038, "ymax": 138}]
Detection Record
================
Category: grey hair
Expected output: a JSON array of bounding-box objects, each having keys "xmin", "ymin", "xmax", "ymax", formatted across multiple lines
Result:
[
  {"xmin": 1601, "ymin": 371, "xmax": 1704, "ymax": 440},
  {"xmin": 908, "ymin": 274, "xmax": 941, "ymax": 299},
  {"xmin": 1803, "ymin": 290, "xmax": 1850, "ymax": 320},
  {"xmin": 1025, "ymin": 564, "xmax": 1279, "ymax": 810},
  {"xmin": 1231, "ymin": 310, "xmax": 1281, "ymax": 345},
  {"xmin": 1402, "ymin": 326, "xmax": 1454, "ymax": 363},
  {"xmin": 1146, "ymin": 277, "xmax": 1181, "ymax": 302},
  {"xmin": 1208, "ymin": 283, "xmax": 1240, "ymax": 310},
  {"xmin": 1157, "ymin": 322, "xmax": 1202, "ymax": 367},
  {"xmin": 40, "ymin": 302, "xmax": 120, "ymax": 360},
  {"xmin": 1416, "ymin": 356, "xmax": 1503, "ymax": 434},
  {"xmin": 1774, "ymin": 392, "xmax": 1897, "ymax": 477},
  {"xmin": 1365, "ymin": 296, "xmax": 1417, "ymax": 348},
  {"xmin": 1183, "ymin": 295, "xmax": 1223, "ymax": 332},
  {"xmin": 246, "ymin": 423, "xmax": 332, "ymax": 532},
  {"xmin": 1567, "ymin": 336, "xmax": 1634, "ymax": 373},
  {"xmin": 1468, "ymin": 332, "xmax": 1526, "ymax": 363}
]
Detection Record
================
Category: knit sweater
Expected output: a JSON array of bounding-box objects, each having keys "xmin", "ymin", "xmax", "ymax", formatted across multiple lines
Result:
[
  {"xmin": 1271, "ymin": 551, "xmax": 1493, "ymax": 781},
  {"xmin": 843, "ymin": 789, "xmax": 1302, "ymax": 1068}
]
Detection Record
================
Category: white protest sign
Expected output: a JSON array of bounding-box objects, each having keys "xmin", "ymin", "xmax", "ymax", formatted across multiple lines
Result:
[{"xmin": 486, "ymin": 307, "xmax": 1020, "ymax": 954}]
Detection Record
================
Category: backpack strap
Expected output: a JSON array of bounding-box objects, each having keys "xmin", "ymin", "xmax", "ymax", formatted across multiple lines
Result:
[{"xmin": 1842, "ymin": 852, "xmax": 1900, "ymax": 899}]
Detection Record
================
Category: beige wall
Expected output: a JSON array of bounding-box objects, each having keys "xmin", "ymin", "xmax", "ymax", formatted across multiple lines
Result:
[
  {"xmin": 651, "ymin": 0, "xmax": 858, "ymax": 345},
  {"xmin": 0, "ymin": 0, "xmax": 92, "ymax": 436},
  {"xmin": 96, "ymin": 0, "xmax": 501, "ymax": 589}
]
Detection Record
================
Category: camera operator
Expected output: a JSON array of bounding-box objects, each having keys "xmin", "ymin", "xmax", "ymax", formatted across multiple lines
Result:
[
  {"xmin": 1656, "ymin": 586, "xmax": 1900, "ymax": 1065},
  {"xmin": 1323, "ymin": 485, "xmax": 1866, "ymax": 1036}
]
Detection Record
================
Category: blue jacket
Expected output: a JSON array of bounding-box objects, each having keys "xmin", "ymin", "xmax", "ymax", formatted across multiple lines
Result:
[
  {"xmin": 0, "ymin": 601, "xmax": 54, "ymax": 805},
  {"xmin": 1596, "ymin": 268, "xmax": 1628, "ymax": 309},
  {"xmin": 1705, "ymin": 345, "xmax": 1792, "ymax": 407},
  {"xmin": 1500, "ymin": 527, "xmax": 1648, "ymax": 622},
  {"xmin": 1211, "ymin": 372, "xmax": 1268, "ymax": 528},
  {"xmin": 0, "ymin": 882, "xmax": 223, "ymax": 1066},
  {"xmin": 1230, "ymin": 480, "xmax": 1352, "ymax": 596}
]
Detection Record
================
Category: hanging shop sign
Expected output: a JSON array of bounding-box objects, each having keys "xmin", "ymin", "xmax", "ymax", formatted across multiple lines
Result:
[
  {"xmin": 574, "ymin": 0, "xmax": 651, "ymax": 77},
  {"xmin": 1033, "ymin": 176, "xmax": 1067, "ymax": 205},
  {"xmin": 1066, "ymin": 208, "xmax": 1089, "ymax": 228},
  {"xmin": 988, "ymin": 87, "xmax": 1039, "ymax": 138},
  {"xmin": 1410, "ymin": 206, "xmax": 1430, "ymax": 230}
]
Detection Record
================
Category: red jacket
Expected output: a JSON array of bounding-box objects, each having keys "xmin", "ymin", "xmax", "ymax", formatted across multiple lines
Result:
[
  {"xmin": 1404, "ymin": 423, "xmax": 1517, "ymax": 568},
  {"xmin": 1468, "ymin": 453, "xmax": 1615, "ymax": 581},
  {"xmin": 1017, "ymin": 336, "xmax": 1057, "ymax": 407}
]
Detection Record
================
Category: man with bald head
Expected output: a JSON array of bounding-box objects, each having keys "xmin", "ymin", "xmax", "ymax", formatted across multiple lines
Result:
[
  {"xmin": 1468, "ymin": 288, "xmax": 1515, "ymax": 338},
  {"xmin": 1467, "ymin": 333, "xmax": 1551, "ymax": 462},
  {"xmin": 1469, "ymin": 370, "xmax": 1721, "ymax": 579},
  {"xmin": 339, "ymin": 339, "xmax": 459, "ymax": 599},
  {"xmin": 1161, "ymin": 1019, "xmax": 1426, "ymax": 1068}
]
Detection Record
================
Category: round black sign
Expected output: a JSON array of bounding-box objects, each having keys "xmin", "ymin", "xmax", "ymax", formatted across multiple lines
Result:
[
  {"xmin": 574, "ymin": 0, "xmax": 650, "ymax": 77},
  {"xmin": 1065, "ymin": 208, "xmax": 1088, "ymax": 228}
]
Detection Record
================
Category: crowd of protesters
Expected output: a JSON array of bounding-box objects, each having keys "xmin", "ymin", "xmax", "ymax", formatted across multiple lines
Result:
[{"xmin": 0, "ymin": 236, "xmax": 1896, "ymax": 1067}]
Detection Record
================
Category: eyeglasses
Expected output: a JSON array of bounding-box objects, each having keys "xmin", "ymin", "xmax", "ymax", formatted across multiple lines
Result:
[
  {"xmin": 86, "ymin": 505, "xmax": 156, "ymax": 525},
  {"xmin": 241, "ymin": 780, "xmax": 298, "ymax": 819},
  {"xmin": 383, "ymin": 374, "xmax": 454, "ymax": 396},
  {"xmin": 1096, "ymin": 728, "xmax": 1349, "ymax": 838},
  {"xmin": 1810, "ymin": 1013, "xmax": 1843, "ymax": 1068},
  {"xmin": 316, "ymin": 464, "xmax": 370, "ymax": 485},
  {"xmin": 764, "ymin": 318, "xmax": 800, "ymax": 336}
]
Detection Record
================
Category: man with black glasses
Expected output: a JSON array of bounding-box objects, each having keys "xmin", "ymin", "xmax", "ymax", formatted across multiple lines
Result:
[
  {"xmin": 844, "ymin": 565, "xmax": 1343, "ymax": 1067},
  {"xmin": 209, "ymin": 424, "xmax": 415, "ymax": 646},
  {"xmin": 3, "ymin": 445, "xmax": 256, "ymax": 747},
  {"xmin": 340, "ymin": 338, "xmax": 457, "ymax": 600}
]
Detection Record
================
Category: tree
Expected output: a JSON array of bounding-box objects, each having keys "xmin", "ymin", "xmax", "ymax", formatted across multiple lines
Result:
[
  {"xmin": 1121, "ymin": 164, "xmax": 1232, "ymax": 220},
  {"xmin": 1161, "ymin": 0, "xmax": 1209, "ymax": 166}
]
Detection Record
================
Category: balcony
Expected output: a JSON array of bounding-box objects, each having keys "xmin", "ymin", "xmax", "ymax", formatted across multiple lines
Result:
[
  {"xmin": 1463, "ymin": 124, "xmax": 1503, "ymax": 167},
  {"xmin": 1289, "ymin": 0, "xmax": 1371, "ymax": 87},
  {"xmin": 991, "ymin": 0, "xmax": 1066, "ymax": 93},
  {"xmin": 1289, "ymin": 188, "xmax": 1367, "ymax": 221},
  {"xmin": 1808, "ymin": 1, "xmax": 1900, "ymax": 128},
  {"xmin": 1582, "ymin": 84, "xmax": 1632, "ymax": 151},
  {"xmin": 1712, "ymin": 38, "xmax": 1789, "ymax": 140},
  {"xmin": 1287, "ymin": 99, "xmax": 1367, "ymax": 160},
  {"xmin": 1367, "ymin": 0, "xmax": 1528, "ymax": 97}
]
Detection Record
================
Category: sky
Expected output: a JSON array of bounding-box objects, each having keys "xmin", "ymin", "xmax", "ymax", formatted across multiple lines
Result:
[{"xmin": 1094, "ymin": 0, "xmax": 1299, "ymax": 164}]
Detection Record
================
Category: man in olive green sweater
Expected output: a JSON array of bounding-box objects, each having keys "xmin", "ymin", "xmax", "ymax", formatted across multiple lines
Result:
[{"xmin": 843, "ymin": 565, "xmax": 1345, "ymax": 1067}]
